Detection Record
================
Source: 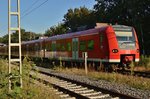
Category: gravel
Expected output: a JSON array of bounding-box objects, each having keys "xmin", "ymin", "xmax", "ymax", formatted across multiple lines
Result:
[{"xmin": 37, "ymin": 67, "xmax": 150, "ymax": 99}]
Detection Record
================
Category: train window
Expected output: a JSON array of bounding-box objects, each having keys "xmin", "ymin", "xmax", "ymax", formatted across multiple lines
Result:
[
  {"xmin": 35, "ymin": 44, "xmax": 39, "ymax": 51},
  {"xmin": 29, "ymin": 45, "xmax": 31, "ymax": 51},
  {"xmin": 32, "ymin": 45, "xmax": 34, "ymax": 51},
  {"xmin": 115, "ymin": 31, "xmax": 134, "ymax": 41},
  {"xmin": 52, "ymin": 43, "xmax": 56, "ymax": 51},
  {"xmin": 67, "ymin": 42, "xmax": 71, "ymax": 51},
  {"xmin": 57, "ymin": 43, "xmax": 61, "ymax": 51},
  {"xmin": 26, "ymin": 45, "xmax": 29, "ymax": 51},
  {"xmin": 80, "ymin": 41, "xmax": 86, "ymax": 51},
  {"xmin": 88, "ymin": 40, "xmax": 94, "ymax": 50},
  {"xmin": 100, "ymin": 33, "xmax": 104, "ymax": 43},
  {"xmin": 46, "ymin": 44, "xmax": 51, "ymax": 51},
  {"xmin": 100, "ymin": 33, "xmax": 104, "ymax": 48},
  {"xmin": 61, "ymin": 43, "xmax": 66, "ymax": 51},
  {"xmin": 115, "ymin": 31, "xmax": 136, "ymax": 49},
  {"xmin": 46, "ymin": 44, "xmax": 48, "ymax": 51},
  {"xmin": 30, "ymin": 45, "xmax": 33, "ymax": 51}
]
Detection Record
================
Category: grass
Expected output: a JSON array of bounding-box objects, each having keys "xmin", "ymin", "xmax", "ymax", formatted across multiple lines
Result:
[
  {"xmin": 33, "ymin": 56, "xmax": 150, "ymax": 91},
  {"xmin": 0, "ymin": 58, "xmax": 60, "ymax": 99},
  {"xmin": 136, "ymin": 55, "xmax": 150, "ymax": 71},
  {"xmin": 54, "ymin": 67, "xmax": 150, "ymax": 91}
]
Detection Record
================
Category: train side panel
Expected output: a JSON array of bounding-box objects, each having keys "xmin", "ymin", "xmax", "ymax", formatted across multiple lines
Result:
[
  {"xmin": 78, "ymin": 31, "xmax": 109, "ymax": 62},
  {"xmin": 45, "ymin": 38, "xmax": 72, "ymax": 60},
  {"xmin": 106, "ymin": 26, "xmax": 120, "ymax": 62}
]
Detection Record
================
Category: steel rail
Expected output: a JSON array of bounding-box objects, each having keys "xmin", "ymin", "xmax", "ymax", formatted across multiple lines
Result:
[
  {"xmin": 116, "ymin": 69, "xmax": 150, "ymax": 78},
  {"xmin": 33, "ymin": 66, "xmax": 137, "ymax": 99}
]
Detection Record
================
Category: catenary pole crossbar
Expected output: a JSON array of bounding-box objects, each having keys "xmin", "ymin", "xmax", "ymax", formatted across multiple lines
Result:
[{"xmin": 8, "ymin": 0, "xmax": 22, "ymax": 90}]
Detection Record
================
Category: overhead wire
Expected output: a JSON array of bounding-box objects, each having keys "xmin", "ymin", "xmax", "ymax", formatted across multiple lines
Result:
[
  {"xmin": 21, "ymin": 0, "xmax": 49, "ymax": 19},
  {"xmin": 0, "ymin": 0, "xmax": 49, "ymax": 36},
  {"xmin": 1, "ymin": 0, "xmax": 40, "ymax": 34},
  {"xmin": 21, "ymin": 0, "xmax": 41, "ymax": 14}
]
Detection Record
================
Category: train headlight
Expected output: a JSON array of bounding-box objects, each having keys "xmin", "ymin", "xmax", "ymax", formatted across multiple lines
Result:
[{"xmin": 112, "ymin": 49, "xmax": 118, "ymax": 53}]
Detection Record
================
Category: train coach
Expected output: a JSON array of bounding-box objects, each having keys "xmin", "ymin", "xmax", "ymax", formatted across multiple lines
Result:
[{"xmin": 0, "ymin": 24, "xmax": 140, "ymax": 70}]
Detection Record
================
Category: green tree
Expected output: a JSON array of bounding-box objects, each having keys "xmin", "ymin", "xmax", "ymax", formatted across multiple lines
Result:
[
  {"xmin": 0, "ymin": 37, "xmax": 3, "ymax": 43},
  {"xmin": 44, "ymin": 23, "xmax": 68, "ymax": 37},
  {"xmin": 1, "ymin": 34, "xmax": 9, "ymax": 44},
  {"xmin": 63, "ymin": 7, "xmax": 95, "ymax": 32},
  {"xmin": 0, "ymin": 29, "xmax": 41, "ymax": 44},
  {"xmin": 94, "ymin": 0, "xmax": 150, "ymax": 55}
]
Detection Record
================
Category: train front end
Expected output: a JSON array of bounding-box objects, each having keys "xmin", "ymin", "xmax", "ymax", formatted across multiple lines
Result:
[{"xmin": 107, "ymin": 25, "xmax": 140, "ymax": 68}]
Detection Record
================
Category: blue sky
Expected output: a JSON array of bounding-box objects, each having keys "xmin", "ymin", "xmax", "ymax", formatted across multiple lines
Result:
[{"xmin": 0, "ymin": 0, "xmax": 96, "ymax": 37}]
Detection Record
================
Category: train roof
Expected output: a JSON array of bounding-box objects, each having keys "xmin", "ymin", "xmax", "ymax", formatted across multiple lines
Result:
[
  {"xmin": 22, "ymin": 38, "xmax": 45, "ymax": 45},
  {"xmin": 21, "ymin": 26, "xmax": 106, "ymax": 45},
  {"xmin": 21, "ymin": 24, "xmax": 133, "ymax": 44},
  {"xmin": 45, "ymin": 26, "xmax": 108, "ymax": 41},
  {"xmin": 112, "ymin": 25, "xmax": 133, "ymax": 31},
  {"xmin": 0, "ymin": 43, "xmax": 6, "ymax": 47}
]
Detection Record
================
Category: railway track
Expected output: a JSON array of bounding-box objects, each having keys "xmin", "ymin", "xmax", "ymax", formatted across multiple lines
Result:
[
  {"xmin": 32, "ymin": 78, "xmax": 76, "ymax": 99},
  {"xmin": 116, "ymin": 69, "xmax": 150, "ymax": 78},
  {"xmin": 32, "ymin": 79, "xmax": 76, "ymax": 99},
  {"xmin": 31, "ymin": 66, "xmax": 137, "ymax": 99},
  {"xmin": 30, "ymin": 71, "xmax": 118, "ymax": 99}
]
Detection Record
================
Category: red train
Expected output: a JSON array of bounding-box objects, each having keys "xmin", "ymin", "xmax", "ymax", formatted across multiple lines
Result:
[{"xmin": 0, "ymin": 24, "xmax": 140, "ymax": 70}]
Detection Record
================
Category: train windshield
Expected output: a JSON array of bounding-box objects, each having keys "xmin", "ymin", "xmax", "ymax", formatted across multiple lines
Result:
[
  {"xmin": 113, "ymin": 25, "xmax": 136, "ymax": 49},
  {"xmin": 115, "ymin": 31, "xmax": 134, "ymax": 41}
]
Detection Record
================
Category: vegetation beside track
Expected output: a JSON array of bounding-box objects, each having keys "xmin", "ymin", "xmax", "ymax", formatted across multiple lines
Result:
[
  {"xmin": 0, "ymin": 58, "xmax": 59, "ymax": 99},
  {"xmin": 31, "ymin": 56, "xmax": 150, "ymax": 91},
  {"xmin": 30, "ymin": 56, "xmax": 150, "ymax": 91},
  {"xmin": 136, "ymin": 55, "xmax": 150, "ymax": 71},
  {"xmin": 53, "ymin": 66, "xmax": 150, "ymax": 91}
]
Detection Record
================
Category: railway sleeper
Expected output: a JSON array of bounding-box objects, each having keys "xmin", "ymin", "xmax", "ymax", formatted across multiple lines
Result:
[
  {"xmin": 65, "ymin": 84, "xmax": 77, "ymax": 87},
  {"xmin": 60, "ymin": 94, "xmax": 69, "ymax": 98},
  {"xmin": 55, "ymin": 91, "xmax": 63, "ymax": 95},
  {"xmin": 70, "ymin": 87, "xmax": 87, "ymax": 91},
  {"xmin": 66, "ymin": 85, "xmax": 82, "ymax": 89},
  {"xmin": 31, "ymin": 70, "xmax": 122, "ymax": 99},
  {"xmin": 31, "ymin": 74, "xmax": 76, "ymax": 99},
  {"xmin": 88, "ymin": 94, "xmax": 110, "ymax": 99},
  {"xmin": 81, "ymin": 92, "xmax": 101, "ymax": 96},
  {"xmin": 75, "ymin": 89, "xmax": 94, "ymax": 94}
]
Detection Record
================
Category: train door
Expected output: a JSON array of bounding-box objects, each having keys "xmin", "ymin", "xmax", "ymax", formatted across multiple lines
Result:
[
  {"xmin": 72, "ymin": 38, "xmax": 78, "ymax": 60},
  {"xmin": 52, "ymin": 41, "xmax": 56, "ymax": 58}
]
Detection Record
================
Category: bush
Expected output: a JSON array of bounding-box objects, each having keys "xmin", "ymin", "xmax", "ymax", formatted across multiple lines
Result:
[
  {"xmin": 0, "ymin": 58, "xmax": 60, "ymax": 99},
  {"xmin": 0, "ymin": 57, "xmax": 35, "ymax": 98},
  {"xmin": 0, "ymin": 59, "xmax": 9, "ymax": 98},
  {"xmin": 138, "ymin": 55, "xmax": 150, "ymax": 69}
]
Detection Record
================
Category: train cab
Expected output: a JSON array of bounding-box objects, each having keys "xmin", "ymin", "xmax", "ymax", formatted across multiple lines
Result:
[{"xmin": 106, "ymin": 25, "xmax": 140, "ymax": 67}]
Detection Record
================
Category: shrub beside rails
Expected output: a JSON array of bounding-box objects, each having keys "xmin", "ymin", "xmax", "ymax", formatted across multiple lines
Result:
[{"xmin": 0, "ymin": 24, "xmax": 140, "ymax": 71}]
